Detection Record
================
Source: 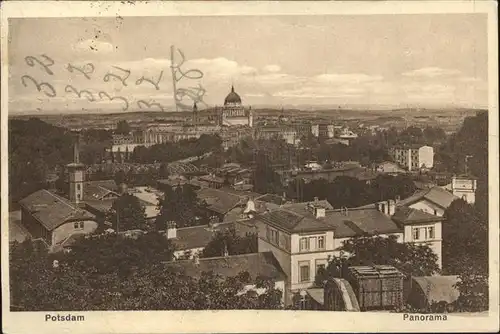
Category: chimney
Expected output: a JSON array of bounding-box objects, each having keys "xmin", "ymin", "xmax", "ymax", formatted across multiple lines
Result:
[
  {"xmin": 314, "ymin": 197, "xmax": 319, "ymax": 203},
  {"xmin": 314, "ymin": 206, "xmax": 326, "ymax": 218},
  {"xmin": 223, "ymin": 243, "xmax": 229, "ymax": 257},
  {"xmin": 166, "ymin": 221, "xmax": 177, "ymax": 239},
  {"xmin": 395, "ymin": 195, "xmax": 400, "ymax": 204},
  {"xmin": 341, "ymin": 206, "xmax": 348, "ymax": 216},
  {"xmin": 387, "ymin": 200, "xmax": 396, "ymax": 216},
  {"xmin": 243, "ymin": 198, "xmax": 256, "ymax": 216}
]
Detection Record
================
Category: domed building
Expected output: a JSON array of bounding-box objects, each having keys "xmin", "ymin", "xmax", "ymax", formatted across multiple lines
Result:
[{"xmin": 219, "ymin": 85, "xmax": 253, "ymax": 127}]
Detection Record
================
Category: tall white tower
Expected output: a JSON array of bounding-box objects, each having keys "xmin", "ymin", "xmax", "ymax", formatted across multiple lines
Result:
[{"xmin": 67, "ymin": 134, "xmax": 85, "ymax": 204}]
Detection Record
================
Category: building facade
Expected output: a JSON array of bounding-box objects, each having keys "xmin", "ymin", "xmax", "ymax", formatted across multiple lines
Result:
[
  {"xmin": 253, "ymin": 199, "xmax": 407, "ymax": 304},
  {"xmin": 389, "ymin": 145, "xmax": 434, "ymax": 171}
]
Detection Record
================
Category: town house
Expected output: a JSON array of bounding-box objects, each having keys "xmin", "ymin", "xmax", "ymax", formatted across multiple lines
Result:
[{"xmin": 253, "ymin": 198, "xmax": 444, "ymax": 305}]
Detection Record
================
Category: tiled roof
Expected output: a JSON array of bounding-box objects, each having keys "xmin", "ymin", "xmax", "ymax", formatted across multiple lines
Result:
[
  {"xmin": 165, "ymin": 252, "xmax": 287, "ymax": 281},
  {"xmin": 392, "ymin": 207, "xmax": 443, "ymax": 225},
  {"xmin": 83, "ymin": 180, "xmax": 120, "ymax": 201},
  {"xmin": 411, "ymin": 276, "xmax": 460, "ymax": 305},
  {"xmin": 256, "ymin": 205, "xmax": 402, "ymax": 236},
  {"xmin": 281, "ymin": 200, "xmax": 333, "ymax": 216},
  {"xmin": 172, "ymin": 222, "xmax": 236, "ymax": 250},
  {"xmin": 255, "ymin": 194, "xmax": 287, "ymax": 205},
  {"xmin": 85, "ymin": 196, "xmax": 159, "ymax": 218},
  {"xmin": 196, "ymin": 188, "xmax": 253, "ymax": 214},
  {"xmin": 325, "ymin": 208, "xmax": 402, "ymax": 237},
  {"xmin": 397, "ymin": 187, "xmax": 459, "ymax": 209},
  {"xmin": 19, "ymin": 189, "xmax": 95, "ymax": 231}
]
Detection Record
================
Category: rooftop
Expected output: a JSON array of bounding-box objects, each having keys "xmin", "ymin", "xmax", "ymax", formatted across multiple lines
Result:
[
  {"xmin": 19, "ymin": 189, "xmax": 96, "ymax": 231},
  {"xmin": 392, "ymin": 206, "xmax": 444, "ymax": 225},
  {"xmin": 164, "ymin": 252, "xmax": 287, "ymax": 281},
  {"xmin": 171, "ymin": 222, "xmax": 236, "ymax": 251},
  {"xmin": 397, "ymin": 186, "xmax": 459, "ymax": 209},
  {"xmin": 256, "ymin": 202, "xmax": 402, "ymax": 236},
  {"xmin": 83, "ymin": 180, "xmax": 120, "ymax": 201}
]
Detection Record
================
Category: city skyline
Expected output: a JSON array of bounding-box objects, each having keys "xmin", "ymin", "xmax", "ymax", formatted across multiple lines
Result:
[{"xmin": 8, "ymin": 14, "xmax": 488, "ymax": 114}]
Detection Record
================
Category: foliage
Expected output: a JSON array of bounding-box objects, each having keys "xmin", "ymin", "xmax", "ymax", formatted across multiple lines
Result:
[
  {"xmin": 130, "ymin": 134, "xmax": 222, "ymax": 164},
  {"xmin": 107, "ymin": 194, "xmax": 148, "ymax": 232},
  {"xmin": 115, "ymin": 120, "xmax": 131, "ymax": 135},
  {"xmin": 201, "ymin": 227, "xmax": 258, "ymax": 258},
  {"xmin": 156, "ymin": 184, "xmax": 208, "ymax": 228},
  {"xmin": 10, "ymin": 237, "xmax": 282, "ymax": 311},
  {"xmin": 286, "ymin": 174, "xmax": 416, "ymax": 209},
  {"xmin": 314, "ymin": 235, "xmax": 440, "ymax": 287},
  {"xmin": 252, "ymin": 151, "xmax": 284, "ymax": 194}
]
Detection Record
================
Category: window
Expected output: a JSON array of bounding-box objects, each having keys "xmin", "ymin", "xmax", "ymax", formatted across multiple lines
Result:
[
  {"xmin": 266, "ymin": 226, "xmax": 270, "ymax": 240},
  {"xmin": 412, "ymin": 227, "xmax": 420, "ymax": 241},
  {"xmin": 74, "ymin": 222, "xmax": 79, "ymax": 229},
  {"xmin": 270, "ymin": 229, "xmax": 279, "ymax": 245},
  {"xmin": 77, "ymin": 184, "xmax": 81, "ymax": 191},
  {"xmin": 427, "ymin": 226, "xmax": 435, "ymax": 240},
  {"xmin": 299, "ymin": 237, "xmax": 310, "ymax": 252},
  {"xmin": 317, "ymin": 236, "xmax": 325, "ymax": 250},
  {"xmin": 309, "ymin": 237, "xmax": 317, "ymax": 250},
  {"xmin": 79, "ymin": 222, "xmax": 84, "ymax": 229},
  {"xmin": 299, "ymin": 261, "xmax": 310, "ymax": 282},
  {"xmin": 434, "ymin": 209, "xmax": 437, "ymax": 215}
]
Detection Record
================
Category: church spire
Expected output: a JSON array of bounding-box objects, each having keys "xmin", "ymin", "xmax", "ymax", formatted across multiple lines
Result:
[
  {"xmin": 231, "ymin": 84, "xmax": 235, "ymax": 93},
  {"xmin": 73, "ymin": 134, "xmax": 81, "ymax": 164}
]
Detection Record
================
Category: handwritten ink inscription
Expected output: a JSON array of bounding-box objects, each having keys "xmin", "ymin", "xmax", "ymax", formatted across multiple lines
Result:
[
  {"xmin": 20, "ymin": 46, "xmax": 207, "ymax": 112},
  {"xmin": 170, "ymin": 46, "xmax": 207, "ymax": 111}
]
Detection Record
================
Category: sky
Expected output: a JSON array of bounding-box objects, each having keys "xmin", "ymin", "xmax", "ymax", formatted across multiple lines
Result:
[{"xmin": 8, "ymin": 14, "xmax": 488, "ymax": 114}]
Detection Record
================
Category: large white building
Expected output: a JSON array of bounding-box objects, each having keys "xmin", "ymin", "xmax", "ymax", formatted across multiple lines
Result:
[
  {"xmin": 252, "ymin": 198, "xmax": 444, "ymax": 305},
  {"xmin": 389, "ymin": 145, "xmax": 434, "ymax": 171},
  {"xmin": 218, "ymin": 85, "xmax": 254, "ymax": 127}
]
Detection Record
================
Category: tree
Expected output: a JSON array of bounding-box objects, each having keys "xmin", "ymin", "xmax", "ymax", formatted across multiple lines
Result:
[
  {"xmin": 114, "ymin": 170, "xmax": 127, "ymax": 186},
  {"xmin": 315, "ymin": 235, "xmax": 439, "ymax": 287},
  {"xmin": 108, "ymin": 194, "xmax": 148, "ymax": 232},
  {"xmin": 115, "ymin": 120, "xmax": 131, "ymax": 135},
  {"xmin": 442, "ymin": 199, "xmax": 488, "ymax": 275},
  {"xmin": 201, "ymin": 227, "xmax": 258, "ymax": 258},
  {"xmin": 252, "ymin": 152, "xmax": 284, "ymax": 194},
  {"xmin": 156, "ymin": 184, "xmax": 208, "ymax": 229},
  {"xmin": 10, "ymin": 237, "xmax": 283, "ymax": 311}
]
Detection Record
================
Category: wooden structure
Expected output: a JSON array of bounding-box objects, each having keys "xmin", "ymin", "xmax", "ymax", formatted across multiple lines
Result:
[
  {"xmin": 346, "ymin": 265, "xmax": 404, "ymax": 311},
  {"xmin": 324, "ymin": 278, "xmax": 360, "ymax": 311}
]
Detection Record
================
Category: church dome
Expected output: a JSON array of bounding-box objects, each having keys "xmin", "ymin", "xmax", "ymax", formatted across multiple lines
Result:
[{"xmin": 224, "ymin": 85, "xmax": 242, "ymax": 105}]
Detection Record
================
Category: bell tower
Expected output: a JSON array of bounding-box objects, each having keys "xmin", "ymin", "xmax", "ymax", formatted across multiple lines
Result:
[{"xmin": 67, "ymin": 133, "xmax": 85, "ymax": 204}]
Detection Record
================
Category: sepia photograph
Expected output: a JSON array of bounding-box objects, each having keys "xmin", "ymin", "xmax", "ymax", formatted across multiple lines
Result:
[{"xmin": 1, "ymin": 1, "xmax": 498, "ymax": 333}]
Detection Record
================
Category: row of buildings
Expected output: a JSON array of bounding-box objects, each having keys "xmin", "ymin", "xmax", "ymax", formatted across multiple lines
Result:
[
  {"xmin": 17, "ymin": 133, "xmax": 477, "ymax": 308},
  {"xmin": 106, "ymin": 85, "xmax": 363, "ymax": 162}
]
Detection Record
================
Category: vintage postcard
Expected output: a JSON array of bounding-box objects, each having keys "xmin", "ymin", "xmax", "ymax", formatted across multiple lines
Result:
[{"xmin": 1, "ymin": 1, "xmax": 499, "ymax": 333}]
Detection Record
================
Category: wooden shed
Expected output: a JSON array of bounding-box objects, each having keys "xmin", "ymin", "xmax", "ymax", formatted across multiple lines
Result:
[{"xmin": 346, "ymin": 265, "xmax": 404, "ymax": 311}]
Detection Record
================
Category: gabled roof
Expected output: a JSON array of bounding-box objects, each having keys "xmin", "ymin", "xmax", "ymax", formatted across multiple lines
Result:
[
  {"xmin": 19, "ymin": 189, "xmax": 95, "ymax": 231},
  {"xmin": 83, "ymin": 180, "xmax": 120, "ymax": 201},
  {"xmin": 165, "ymin": 252, "xmax": 287, "ymax": 281},
  {"xmin": 392, "ymin": 207, "xmax": 444, "ymax": 225},
  {"xmin": 325, "ymin": 208, "xmax": 402, "ymax": 237},
  {"xmin": 397, "ymin": 187, "xmax": 459, "ymax": 209},
  {"xmin": 196, "ymin": 188, "xmax": 244, "ymax": 215},
  {"xmin": 172, "ymin": 222, "xmax": 236, "ymax": 251},
  {"xmin": 256, "ymin": 204, "xmax": 402, "ymax": 236},
  {"xmin": 255, "ymin": 194, "xmax": 287, "ymax": 206}
]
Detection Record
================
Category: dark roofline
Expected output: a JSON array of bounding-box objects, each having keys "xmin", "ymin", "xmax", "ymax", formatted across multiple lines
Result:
[{"xmin": 19, "ymin": 190, "xmax": 96, "ymax": 231}]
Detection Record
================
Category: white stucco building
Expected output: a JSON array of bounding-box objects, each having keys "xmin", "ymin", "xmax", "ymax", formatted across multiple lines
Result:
[{"xmin": 389, "ymin": 145, "xmax": 434, "ymax": 171}]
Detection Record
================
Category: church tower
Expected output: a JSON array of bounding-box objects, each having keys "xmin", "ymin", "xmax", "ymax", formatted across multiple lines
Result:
[
  {"xmin": 192, "ymin": 102, "xmax": 198, "ymax": 126},
  {"xmin": 67, "ymin": 134, "xmax": 85, "ymax": 204}
]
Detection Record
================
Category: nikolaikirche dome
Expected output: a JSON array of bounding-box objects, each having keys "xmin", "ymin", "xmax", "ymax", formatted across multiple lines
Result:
[{"xmin": 224, "ymin": 85, "xmax": 242, "ymax": 105}]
